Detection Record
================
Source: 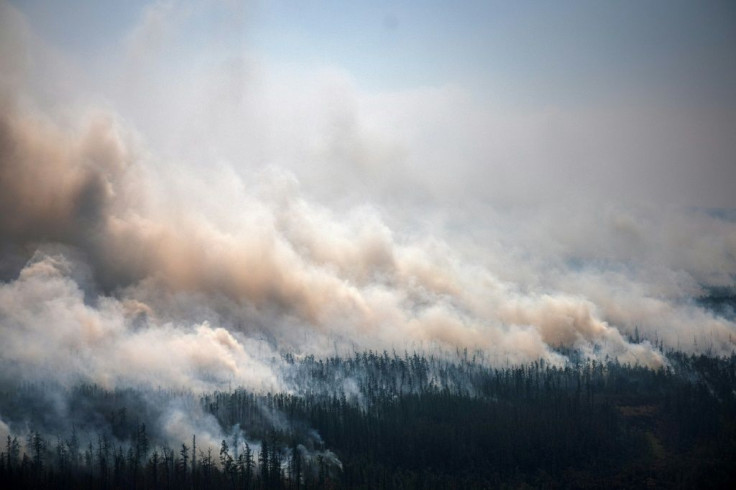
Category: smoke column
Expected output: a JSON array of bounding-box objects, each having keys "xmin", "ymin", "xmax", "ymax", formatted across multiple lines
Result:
[{"xmin": 1, "ymin": 0, "xmax": 735, "ymax": 404}]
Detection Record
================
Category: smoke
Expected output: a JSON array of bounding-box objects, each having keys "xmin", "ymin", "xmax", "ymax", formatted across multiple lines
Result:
[
  {"xmin": 159, "ymin": 396, "xmax": 228, "ymax": 451},
  {"xmin": 1, "ymin": 0, "xmax": 735, "ymax": 410},
  {"xmin": 0, "ymin": 250, "xmax": 281, "ymax": 392},
  {"xmin": 0, "ymin": 416, "xmax": 9, "ymax": 443}
]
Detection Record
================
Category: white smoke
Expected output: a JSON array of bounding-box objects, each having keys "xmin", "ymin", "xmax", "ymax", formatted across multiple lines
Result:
[{"xmin": 0, "ymin": 0, "xmax": 735, "ymax": 405}]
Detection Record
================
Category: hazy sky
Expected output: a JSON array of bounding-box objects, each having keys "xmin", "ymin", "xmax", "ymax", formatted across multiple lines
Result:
[
  {"xmin": 7, "ymin": 0, "xmax": 736, "ymax": 208},
  {"xmin": 12, "ymin": 1, "xmax": 736, "ymax": 95}
]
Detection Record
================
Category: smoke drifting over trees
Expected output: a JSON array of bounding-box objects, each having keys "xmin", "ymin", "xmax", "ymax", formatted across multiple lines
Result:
[
  {"xmin": 2, "ymin": 353, "xmax": 736, "ymax": 488},
  {"xmin": 1, "ymin": 1, "xmax": 736, "ymax": 487}
]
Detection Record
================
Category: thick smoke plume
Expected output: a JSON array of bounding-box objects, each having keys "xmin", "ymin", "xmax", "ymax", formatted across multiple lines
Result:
[
  {"xmin": 0, "ymin": 2, "xmax": 735, "ymax": 452},
  {"xmin": 2, "ymin": 78, "xmax": 733, "ymax": 386}
]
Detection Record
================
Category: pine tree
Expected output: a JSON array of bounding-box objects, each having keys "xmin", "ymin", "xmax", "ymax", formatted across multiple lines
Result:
[
  {"xmin": 221, "ymin": 439, "xmax": 235, "ymax": 487},
  {"xmin": 29, "ymin": 431, "xmax": 45, "ymax": 472},
  {"xmin": 259, "ymin": 439, "xmax": 269, "ymax": 486},
  {"xmin": 200, "ymin": 448, "xmax": 214, "ymax": 488},
  {"xmin": 6, "ymin": 436, "xmax": 20, "ymax": 472},
  {"xmin": 136, "ymin": 423, "xmax": 149, "ymax": 465},
  {"xmin": 243, "ymin": 442, "xmax": 254, "ymax": 489},
  {"xmin": 290, "ymin": 443, "xmax": 302, "ymax": 490},
  {"xmin": 269, "ymin": 442, "xmax": 281, "ymax": 488},
  {"xmin": 67, "ymin": 428, "xmax": 79, "ymax": 470},
  {"xmin": 178, "ymin": 443, "xmax": 189, "ymax": 482},
  {"xmin": 148, "ymin": 449, "xmax": 160, "ymax": 488}
]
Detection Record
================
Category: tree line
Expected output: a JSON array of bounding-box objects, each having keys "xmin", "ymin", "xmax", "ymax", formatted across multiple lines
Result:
[{"xmin": 1, "ymin": 351, "xmax": 735, "ymax": 488}]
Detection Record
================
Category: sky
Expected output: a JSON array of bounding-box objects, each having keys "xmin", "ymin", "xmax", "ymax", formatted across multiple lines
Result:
[
  {"xmin": 6, "ymin": 0, "xmax": 736, "ymax": 208},
  {"xmin": 1, "ymin": 0, "xmax": 736, "ymax": 399}
]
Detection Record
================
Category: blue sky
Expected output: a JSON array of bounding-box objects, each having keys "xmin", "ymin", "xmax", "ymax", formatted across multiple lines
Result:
[
  {"xmin": 252, "ymin": 0, "xmax": 736, "ymax": 105},
  {"xmin": 12, "ymin": 0, "xmax": 736, "ymax": 101}
]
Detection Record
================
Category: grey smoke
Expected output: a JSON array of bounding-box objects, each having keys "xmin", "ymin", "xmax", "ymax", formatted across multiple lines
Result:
[{"xmin": 0, "ymin": 1, "xmax": 735, "ymax": 454}]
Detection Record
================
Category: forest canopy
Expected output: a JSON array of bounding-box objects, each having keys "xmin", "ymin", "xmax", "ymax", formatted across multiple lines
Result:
[{"xmin": 1, "ymin": 350, "xmax": 735, "ymax": 489}]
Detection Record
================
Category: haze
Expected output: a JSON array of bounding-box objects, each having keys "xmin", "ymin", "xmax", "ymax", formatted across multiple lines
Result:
[{"xmin": 1, "ymin": 0, "xmax": 735, "ymax": 394}]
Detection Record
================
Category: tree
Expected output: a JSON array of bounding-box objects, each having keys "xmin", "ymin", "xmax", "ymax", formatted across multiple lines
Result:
[
  {"xmin": 200, "ymin": 448, "xmax": 214, "ymax": 487},
  {"xmin": 220, "ymin": 439, "xmax": 235, "ymax": 488},
  {"xmin": 191, "ymin": 435, "xmax": 196, "ymax": 476},
  {"xmin": 96, "ymin": 434, "xmax": 110, "ymax": 484},
  {"xmin": 178, "ymin": 443, "xmax": 189, "ymax": 482},
  {"xmin": 269, "ymin": 441, "xmax": 282, "ymax": 488},
  {"xmin": 259, "ymin": 439, "xmax": 269, "ymax": 485},
  {"xmin": 289, "ymin": 443, "xmax": 302, "ymax": 489},
  {"xmin": 28, "ymin": 431, "xmax": 45, "ymax": 472},
  {"xmin": 5, "ymin": 436, "xmax": 20, "ymax": 472},
  {"xmin": 136, "ymin": 423, "xmax": 149, "ymax": 465},
  {"xmin": 148, "ymin": 449, "xmax": 160, "ymax": 488},
  {"xmin": 242, "ymin": 442, "xmax": 254, "ymax": 489}
]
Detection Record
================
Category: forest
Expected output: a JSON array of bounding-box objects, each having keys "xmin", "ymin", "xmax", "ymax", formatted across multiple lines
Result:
[
  {"xmin": 1, "ymin": 350, "xmax": 735, "ymax": 489},
  {"xmin": 3, "ymin": 1, "xmax": 736, "ymax": 489}
]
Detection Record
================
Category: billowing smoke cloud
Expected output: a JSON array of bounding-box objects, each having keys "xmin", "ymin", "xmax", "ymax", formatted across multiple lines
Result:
[
  {"xmin": 3, "ymin": 81, "xmax": 729, "ymax": 383},
  {"xmin": 0, "ymin": 250, "xmax": 281, "ymax": 392},
  {"xmin": 1, "ymin": 0, "xmax": 735, "ymax": 413}
]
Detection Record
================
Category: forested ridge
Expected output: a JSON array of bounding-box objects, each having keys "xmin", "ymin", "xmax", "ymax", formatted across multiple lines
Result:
[{"xmin": 1, "ymin": 351, "xmax": 735, "ymax": 489}]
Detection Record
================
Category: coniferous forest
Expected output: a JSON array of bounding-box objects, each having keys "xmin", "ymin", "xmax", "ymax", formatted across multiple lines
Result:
[
  {"xmin": 1, "ymin": 350, "xmax": 735, "ymax": 489},
  {"xmin": 3, "ymin": 1, "xmax": 736, "ymax": 490}
]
